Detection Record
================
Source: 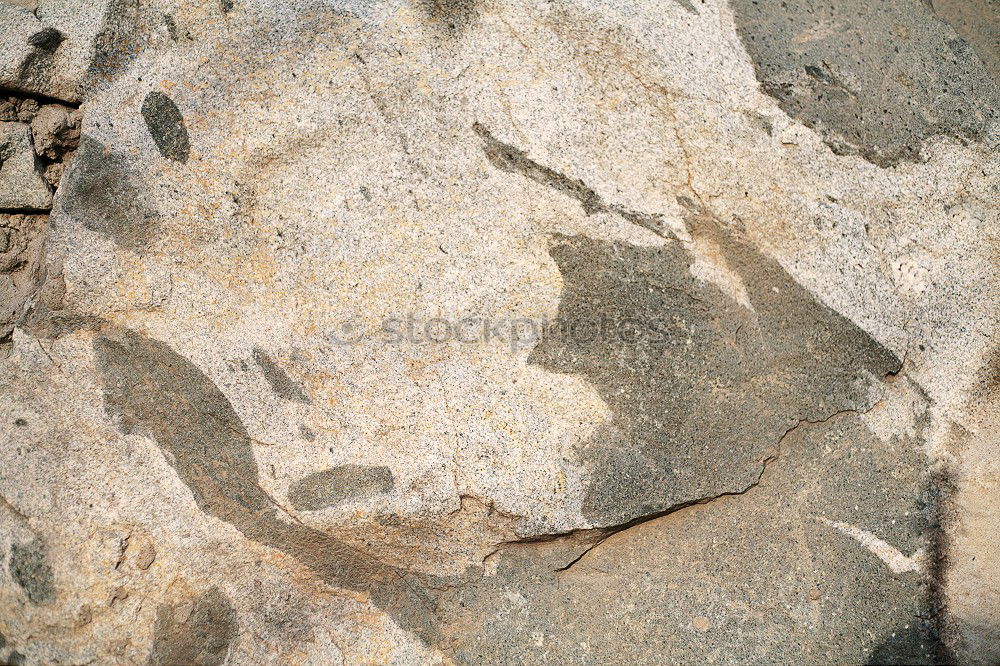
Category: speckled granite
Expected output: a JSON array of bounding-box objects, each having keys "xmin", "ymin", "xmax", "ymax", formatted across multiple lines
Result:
[{"xmin": 0, "ymin": 0, "xmax": 997, "ymax": 664}]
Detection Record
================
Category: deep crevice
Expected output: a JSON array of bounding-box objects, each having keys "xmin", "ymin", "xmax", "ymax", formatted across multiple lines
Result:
[{"xmin": 0, "ymin": 87, "xmax": 81, "ymax": 110}]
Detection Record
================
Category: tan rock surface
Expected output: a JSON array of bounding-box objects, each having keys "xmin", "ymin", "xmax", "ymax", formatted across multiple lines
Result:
[{"xmin": 0, "ymin": 0, "xmax": 997, "ymax": 664}]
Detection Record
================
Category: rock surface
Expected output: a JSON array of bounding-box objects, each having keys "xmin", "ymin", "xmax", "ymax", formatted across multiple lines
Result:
[
  {"xmin": 0, "ymin": 122, "xmax": 51, "ymax": 210},
  {"xmin": 0, "ymin": 0, "xmax": 997, "ymax": 664}
]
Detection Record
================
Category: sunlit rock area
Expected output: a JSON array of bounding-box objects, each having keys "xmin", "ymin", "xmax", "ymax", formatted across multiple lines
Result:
[{"xmin": 0, "ymin": 0, "xmax": 997, "ymax": 663}]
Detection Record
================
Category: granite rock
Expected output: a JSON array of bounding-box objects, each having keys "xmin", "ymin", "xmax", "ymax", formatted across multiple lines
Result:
[
  {"xmin": 0, "ymin": 122, "xmax": 51, "ymax": 210},
  {"xmin": 0, "ymin": 0, "xmax": 997, "ymax": 664}
]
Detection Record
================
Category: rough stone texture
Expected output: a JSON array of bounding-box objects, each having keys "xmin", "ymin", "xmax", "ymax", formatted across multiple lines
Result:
[
  {"xmin": 29, "ymin": 104, "xmax": 80, "ymax": 161},
  {"xmin": 0, "ymin": 0, "xmax": 997, "ymax": 664},
  {"xmin": 0, "ymin": 0, "xmax": 115, "ymax": 104},
  {"xmin": 0, "ymin": 122, "xmax": 51, "ymax": 210},
  {"xmin": 0, "ymin": 213, "xmax": 47, "ymax": 349},
  {"xmin": 731, "ymin": 0, "xmax": 1000, "ymax": 166}
]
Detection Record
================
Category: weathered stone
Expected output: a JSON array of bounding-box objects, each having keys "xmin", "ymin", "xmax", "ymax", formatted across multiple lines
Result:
[
  {"xmin": 0, "ymin": 122, "xmax": 51, "ymax": 210},
  {"xmin": 147, "ymin": 587, "xmax": 236, "ymax": 666},
  {"xmin": 0, "ymin": 0, "xmax": 116, "ymax": 103},
  {"xmin": 730, "ymin": 0, "xmax": 1000, "ymax": 166},
  {"xmin": 0, "ymin": 212, "xmax": 45, "ymax": 351},
  {"xmin": 9, "ymin": 539, "xmax": 54, "ymax": 605},
  {"xmin": 0, "ymin": 0, "xmax": 997, "ymax": 663},
  {"xmin": 30, "ymin": 104, "xmax": 80, "ymax": 161}
]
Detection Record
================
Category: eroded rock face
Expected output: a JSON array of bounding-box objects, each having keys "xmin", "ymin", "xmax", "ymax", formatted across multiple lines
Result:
[
  {"xmin": 0, "ymin": 0, "xmax": 997, "ymax": 664},
  {"xmin": 0, "ymin": 122, "xmax": 51, "ymax": 210},
  {"xmin": 731, "ymin": 0, "xmax": 1000, "ymax": 166}
]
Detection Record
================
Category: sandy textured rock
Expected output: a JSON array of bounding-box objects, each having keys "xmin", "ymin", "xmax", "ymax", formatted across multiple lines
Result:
[
  {"xmin": 29, "ymin": 104, "xmax": 80, "ymax": 161},
  {"xmin": 0, "ymin": 0, "xmax": 115, "ymax": 103},
  {"xmin": 0, "ymin": 0, "xmax": 997, "ymax": 664},
  {"xmin": 0, "ymin": 123, "xmax": 51, "ymax": 210}
]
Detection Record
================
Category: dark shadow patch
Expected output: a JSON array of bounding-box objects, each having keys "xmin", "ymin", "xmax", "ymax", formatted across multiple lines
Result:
[
  {"xmin": 16, "ymin": 28, "xmax": 65, "ymax": 93},
  {"xmin": 252, "ymin": 347, "xmax": 311, "ymax": 404},
  {"xmin": 141, "ymin": 92, "xmax": 190, "ymax": 163},
  {"xmin": 92, "ymin": 328, "xmax": 439, "ymax": 643},
  {"xmin": 433, "ymin": 411, "xmax": 936, "ymax": 664},
  {"xmin": 669, "ymin": 0, "xmax": 698, "ymax": 14},
  {"xmin": 62, "ymin": 136, "xmax": 159, "ymax": 251},
  {"xmin": 865, "ymin": 620, "xmax": 955, "ymax": 665},
  {"xmin": 730, "ymin": 0, "xmax": 1000, "ymax": 166},
  {"xmin": 27, "ymin": 28, "xmax": 64, "ymax": 52},
  {"xmin": 528, "ymin": 217, "xmax": 899, "ymax": 526},
  {"xmin": 931, "ymin": 0, "xmax": 999, "ymax": 84},
  {"xmin": 922, "ymin": 467, "xmax": 957, "ymax": 663},
  {"xmin": 220, "ymin": 0, "xmax": 235, "ymax": 13},
  {"xmin": 147, "ymin": 587, "xmax": 236, "ymax": 666},
  {"xmin": 84, "ymin": 0, "xmax": 145, "ymax": 95},
  {"xmin": 418, "ymin": 0, "xmax": 480, "ymax": 37},
  {"xmin": 289, "ymin": 465, "xmax": 395, "ymax": 511},
  {"xmin": 9, "ymin": 539, "xmax": 54, "ymax": 604}
]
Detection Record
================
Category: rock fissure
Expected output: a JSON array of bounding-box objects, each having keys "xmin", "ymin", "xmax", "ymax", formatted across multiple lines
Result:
[{"xmin": 478, "ymin": 347, "xmax": 901, "ymax": 576}]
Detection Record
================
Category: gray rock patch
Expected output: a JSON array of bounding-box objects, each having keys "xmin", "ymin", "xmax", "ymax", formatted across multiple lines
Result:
[
  {"xmin": 731, "ymin": 0, "xmax": 1000, "ymax": 166},
  {"xmin": 529, "ymin": 217, "xmax": 899, "ymax": 527},
  {"xmin": 289, "ymin": 465, "xmax": 395, "ymax": 511},
  {"xmin": 141, "ymin": 92, "xmax": 190, "ymax": 163},
  {"xmin": 9, "ymin": 539, "xmax": 54, "ymax": 604},
  {"xmin": 147, "ymin": 587, "xmax": 236, "ymax": 666},
  {"xmin": 931, "ymin": 0, "xmax": 999, "ymax": 83}
]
